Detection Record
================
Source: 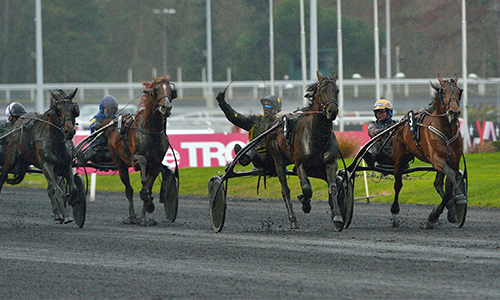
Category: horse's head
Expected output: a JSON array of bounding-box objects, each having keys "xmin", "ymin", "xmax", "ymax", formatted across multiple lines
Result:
[
  {"xmin": 143, "ymin": 74, "xmax": 177, "ymax": 117},
  {"xmin": 431, "ymin": 75, "xmax": 462, "ymax": 123},
  {"xmin": 310, "ymin": 71, "xmax": 339, "ymax": 120},
  {"xmin": 49, "ymin": 88, "xmax": 79, "ymax": 140}
]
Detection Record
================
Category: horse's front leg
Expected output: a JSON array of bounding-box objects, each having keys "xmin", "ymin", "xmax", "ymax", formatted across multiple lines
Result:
[
  {"xmin": 138, "ymin": 168, "xmax": 161, "ymax": 226},
  {"xmin": 134, "ymin": 154, "xmax": 155, "ymax": 215},
  {"xmin": 295, "ymin": 164, "xmax": 312, "ymax": 213},
  {"xmin": 42, "ymin": 163, "xmax": 73, "ymax": 224},
  {"xmin": 117, "ymin": 162, "xmax": 138, "ymax": 225},
  {"xmin": 325, "ymin": 161, "xmax": 342, "ymax": 225},
  {"xmin": 428, "ymin": 172, "xmax": 449, "ymax": 224},
  {"xmin": 275, "ymin": 160, "xmax": 297, "ymax": 229},
  {"xmin": 428, "ymin": 163, "xmax": 465, "ymax": 225}
]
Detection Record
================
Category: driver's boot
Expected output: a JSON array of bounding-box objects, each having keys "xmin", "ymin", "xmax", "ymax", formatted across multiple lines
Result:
[
  {"xmin": 82, "ymin": 147, "xmax": 97, "ymax": 165},
  {"xmin": 234, "ymin": 144, "xmax": 251, "ymax": 166}
]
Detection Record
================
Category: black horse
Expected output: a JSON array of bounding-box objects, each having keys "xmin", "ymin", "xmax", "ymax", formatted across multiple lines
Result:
[
  {"xmin": 0, "ymin": 89, "xmax": 80, "ymax": 224},
  {"xmin": 267, "ymin": 72, "xmax": 343, "ymax": 230}
]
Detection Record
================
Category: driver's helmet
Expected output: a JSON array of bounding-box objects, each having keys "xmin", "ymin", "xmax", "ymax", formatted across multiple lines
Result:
[
  {"xmin": 373, "ymin": 99, "xmax": 393, "ymax": 121},
  {"xmin": 5, "ymin": 102, "xmax": 27, "ymax": 118},
  {"xmin": 99, "ymin": 95, "xmax": 118, "ymax": 118},
  {"xmin": 260, "ymin": 95, "xmax": 282, "ymax": 113}
]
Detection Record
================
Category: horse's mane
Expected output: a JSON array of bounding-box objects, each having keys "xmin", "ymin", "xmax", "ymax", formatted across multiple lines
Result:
[
  {"xmin": 427, "ymin": 78, "xmax": 458, "ymax": 113},
  {"xmin": 300, "ymin": 76, "xmax": 337, "ymax": 111},
  {"xmin": 138, "ymin": 75, "xmax": 171, "ymax": 110}
]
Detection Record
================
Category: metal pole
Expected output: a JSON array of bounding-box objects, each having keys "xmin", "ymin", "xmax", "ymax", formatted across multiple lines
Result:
[
  {"xmin": 374, "ymin": 0, "xmax": 381, "ymax": 102},
  {"xmin": 337, "ymin": 0, "xmax": 344, "ymax": 132},
  {"xmin": 163, "ymin": 13, "xmax": 167, "ymax": 76},
  {"xmin": 270, "ymin": 0, "xmax": 275, "ymax": 95},
  {"xmin": 385, "ymin": 0, "xmax": 393, "ymax": 105},
  {"xmin": 35, "ymin": 0, "xmax": 44, "ymax": 113},
  {"xmin": 461, "ymin": 0, "xmax": 469, "ymax": 153},
  {"xmin": 310, "ymin": 0, "xmax": 318, "ymax": 80},
  {"xmin": 206, "ymin": 0, "xmax": 214, "ymax": 112},
  {"xmin": 300, "ymin": 0, "xmax": 307, "ymax": 106}
]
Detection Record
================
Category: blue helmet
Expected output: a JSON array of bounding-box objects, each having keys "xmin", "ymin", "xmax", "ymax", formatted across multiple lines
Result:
[{"xmin": 99, "ymin": 95, "xmax": 118, "ymax": 117}]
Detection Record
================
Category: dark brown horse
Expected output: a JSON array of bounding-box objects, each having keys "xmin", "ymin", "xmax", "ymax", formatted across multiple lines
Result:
[
  {"xmin": 391, "ymin": 75, "xmax": 466, "ymax": 227},
  {"xmin": 267, "ymin": 71, "xmax": 343, "ymax": 230},
  {"xmin": 105, "ymin": 75, "xmax": 175, "ymax": 226},
  {"xmin": 0, "ymin": 89, "xmax": 80, "ymax": 224}
]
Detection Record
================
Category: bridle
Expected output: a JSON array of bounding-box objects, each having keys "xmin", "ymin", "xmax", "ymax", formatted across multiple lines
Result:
[
  {"xmin": 436, "ymin": 79, "xmax": 462, "ymax": 114},
  {"xmin": 143, "ymin": 79, "xmax": 177, "ymax": 115},
  {"xmin": 315, "ymin": 78, "xmax": 339, "ymax": 115}
]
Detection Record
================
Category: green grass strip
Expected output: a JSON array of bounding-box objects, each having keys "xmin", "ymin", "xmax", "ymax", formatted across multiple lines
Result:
[{"xmin": 13, "ymin": 152, "xmax": 500, "ymax": 207}]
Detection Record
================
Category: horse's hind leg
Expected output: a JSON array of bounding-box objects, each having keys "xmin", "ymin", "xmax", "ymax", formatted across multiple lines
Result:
[
  {"xmin": 296, "ymin": 164, "xmax": 312, "ymax": 213},
  {"xmin": 117, "ymin": 164, "xmax": 138, "ymax": 225},
  {"xmin": 392, "ymin": 166, "xmax": 404, "ymax": 227},
  {"xmin": 134, "ymin": 154, "xmax": 155, "ymax": 215}
]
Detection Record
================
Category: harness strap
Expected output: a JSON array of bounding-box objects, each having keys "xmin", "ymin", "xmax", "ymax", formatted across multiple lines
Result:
[{"xmin": 420, "ymin": 123, "xmax": 460, "ymax": 159}]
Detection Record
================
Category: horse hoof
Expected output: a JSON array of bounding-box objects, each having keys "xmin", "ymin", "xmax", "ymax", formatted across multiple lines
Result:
[
  {"xmin": 390, "ymin": 205, "xmax": 400, "ymax": 215},
  {"xmin": 122, "ymin": 217, "xmax": 139, "ymax": 225},
  {"xmin": 421, "ymin": 221, "xmax": 436, "ymax": 230},
  {"xmin": 332, "ymin": 215, "xmax": 343, "ymax": 223},
  {"xmin": 54, "ymin": 214, "xmax": 64, "ymax": 224},
  {"xmin": 455, "ymin": 194, "xmax": 467, "ymax": 205},
  {"xmin": 290, "ymin": 222, "xmax": 299, "ymax": 230},
  {"xmin": 146, "ymin": 202, "xmax": 155, "ymax": 214},
  {"xmin": 447, "ymin": 208, "xmax": 457, "ymax": 223},
  {"xmin": 302, "ymin": 203, "xmax": 312, "ymax": 213},
  {"xmin": 64, "ymin": 216, "xmax": 74, "ymax": 224},
  {"xmin": 140, "ymin": 218, "xmax": 157, "ymax": 226},
  {"xmin": 428, "ymin": 208, "xmax": 441, "ymax": 223}
]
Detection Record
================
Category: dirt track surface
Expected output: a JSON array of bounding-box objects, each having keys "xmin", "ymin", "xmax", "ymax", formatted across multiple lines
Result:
[{"xmin": 1, "ymin": 186, "xmax": 500, "ymax": 299}]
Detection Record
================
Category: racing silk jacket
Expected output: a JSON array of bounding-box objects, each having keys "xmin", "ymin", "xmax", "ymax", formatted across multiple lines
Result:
[
  {"xmin": 89, "ymin": 111, "xmax": 116, "ymax": 133},
  {"xmin": 89, "ymin": 112, "xmax": 116, "ymax": 147},
  {"xmin": 367, "ymin": 118, "xmax": 398, "ymax": 157},
  {"xmin": 218, "ymin": 101, "xmax": 277, "ymax": 153}
]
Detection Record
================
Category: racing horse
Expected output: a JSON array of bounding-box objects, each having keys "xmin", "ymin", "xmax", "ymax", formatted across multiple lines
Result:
[
  {"xmin": 105, "ymin": 75, "xmax": 176, "ymax": 226},
  {"xmin": 0, "ymin": 88, "xmax": 80, "ymax": 224},
  {"xmin": 391, "ymin": 75, "xmax": 466, "ymax": 227},
  {"xmin": 267, "ymin": 71, "xmax": 343, "ymax": 230}
]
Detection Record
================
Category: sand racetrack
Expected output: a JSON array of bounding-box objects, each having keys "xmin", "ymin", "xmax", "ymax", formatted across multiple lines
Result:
[{"xmin": 1, "ymin": 186, "xmax": 499, "ymax": 299}]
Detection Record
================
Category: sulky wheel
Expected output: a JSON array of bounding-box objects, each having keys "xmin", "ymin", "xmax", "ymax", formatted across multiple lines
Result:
[
  {"xmin": 208, "ymin": 176, "xmax": 226, "ymax": 232},
  {"xmin": 160, "ymin": 166, "xmax": 179, "ymax": 223},
  {"xmin": 342, "ymin": 173, "xmax": 354, "ymax": 229},
  {"xmin": 333, "ymin": 170, "xmax": 354, "ymax": 231},
  {"xmin": 454, "ymin": 169, "xmax": 468, "ymax": 228},
  {"xmin": 72, "ymin": 173, "xmax": 87, "ymax": 228}
]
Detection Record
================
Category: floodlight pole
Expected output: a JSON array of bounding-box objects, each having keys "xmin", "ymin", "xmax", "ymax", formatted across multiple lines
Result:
[
  {"xmin": 35, "ymin": 0, "xmax": 44, "ymax": 113},
  {"xmin": 153, "ymin": 8, "xmax": 176, "ymax": 77}
]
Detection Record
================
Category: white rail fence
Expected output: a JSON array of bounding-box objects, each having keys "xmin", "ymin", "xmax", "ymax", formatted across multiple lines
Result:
[{"xmin": 1, "ymin": 77, "xmax": 499, "ymax": 105}]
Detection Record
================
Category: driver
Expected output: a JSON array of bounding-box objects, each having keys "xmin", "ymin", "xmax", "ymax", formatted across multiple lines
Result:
[
  {"xmin": 216, "ymin": 90, "xmax": 282, "ymax": 171},
  {"xmin": 0, "ymin": 102, "xmax": 27, "ymax": 165},
  {"xmin": 84, "ymin": 95, "xmax": 119, "ymax": 164},
  {"xmin": 365, "ymin": 99, "xmax": 398, "ymax": 167},
  {"xmin": 1, "ymin": 102, "xmax": 27, "ymax": 131}
]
